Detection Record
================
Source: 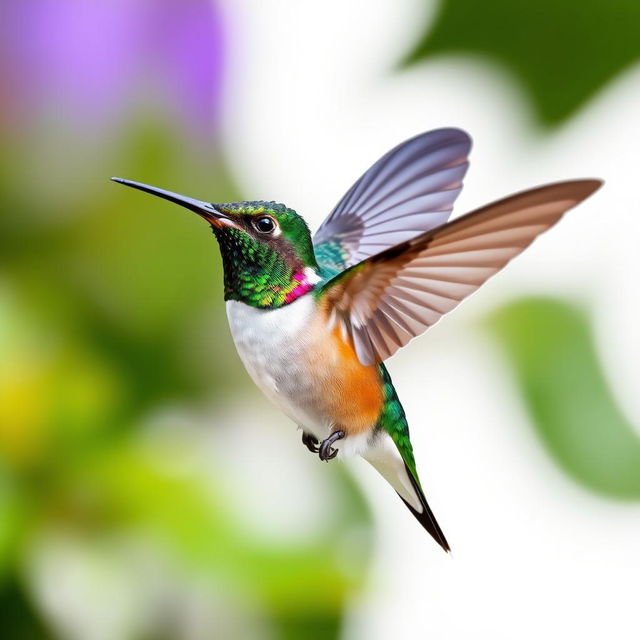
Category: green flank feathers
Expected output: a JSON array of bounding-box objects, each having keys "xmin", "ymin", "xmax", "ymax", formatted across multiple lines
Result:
[
  {"xmin": 377, "ymin": 364, "xmax": 450, "ymax": 551},
  {"xmin": 212, "ymin": 201, "xmax": 319, "ymax": 308}
]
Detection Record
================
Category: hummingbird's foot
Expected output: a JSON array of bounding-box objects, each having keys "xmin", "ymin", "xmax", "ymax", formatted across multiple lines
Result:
[
  {"xmin": 301, "ymin": 431, "xmax": 319, "ymax": 453},
  {"xmin": 318, "ymin": 430, "xmax": 345, "ymax": 462}
]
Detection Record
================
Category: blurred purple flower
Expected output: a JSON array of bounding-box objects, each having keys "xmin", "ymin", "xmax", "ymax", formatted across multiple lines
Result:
[{"xmin": 2, "ymin": 0, "xmax": 225, "ymax": 136}]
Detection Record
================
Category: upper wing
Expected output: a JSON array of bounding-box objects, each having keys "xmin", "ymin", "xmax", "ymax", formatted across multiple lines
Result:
[
  {"xmin": 320, "ymin": 180, "xmax": 602, "ymax": 366},
  {"xmin": 313, "ymin": 128, "xmax": 472, "ymax": 272}
]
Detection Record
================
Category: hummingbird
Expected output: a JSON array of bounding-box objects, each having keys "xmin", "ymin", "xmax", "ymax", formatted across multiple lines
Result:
[{"xmin": 112, "ymin": 128, "xmax": 601, "ymax": 551}]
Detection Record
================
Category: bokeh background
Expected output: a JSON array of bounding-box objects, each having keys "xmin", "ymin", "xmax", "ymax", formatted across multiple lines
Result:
[{"xmin": 1, "ymin": 1, "xmax": 639, "ymax": 638}]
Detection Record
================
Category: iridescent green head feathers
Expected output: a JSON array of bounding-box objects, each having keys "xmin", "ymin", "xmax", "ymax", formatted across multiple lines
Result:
[{"xmin": 209, "ymin": 201, "xmax": 319, "ymax": 307}]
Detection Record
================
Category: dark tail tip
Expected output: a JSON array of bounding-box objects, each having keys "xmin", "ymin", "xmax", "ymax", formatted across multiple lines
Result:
[{"xmin": 400, "ymin": 463, "xmax": 451, "ymax": 552}]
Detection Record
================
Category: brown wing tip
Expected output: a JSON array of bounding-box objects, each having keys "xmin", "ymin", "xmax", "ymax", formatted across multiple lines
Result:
[
  {"xmin": 516, "ymin": 178, "xmax": 603, "ymax": 212},
  {"xmin": 569, "ymin": 178, "xmax": 603, "ymax": 199},
  {"xmin": 554, "ymin": 178, "xmax": 603, "ymax": 204}
]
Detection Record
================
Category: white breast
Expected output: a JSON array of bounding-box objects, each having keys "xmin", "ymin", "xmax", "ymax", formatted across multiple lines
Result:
[
  {"xmin": 226, "ymin": 297, "xmax": 332, "ymax": 439},
  {"xmin": 225, "ymin": 300, "xmax": 409, "ymax": 470}
]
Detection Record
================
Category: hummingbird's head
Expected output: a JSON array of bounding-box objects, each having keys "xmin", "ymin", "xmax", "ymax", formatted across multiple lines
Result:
[{"xmin": 111, "ymin": 179, "xmax": 320, "ymax": 308}]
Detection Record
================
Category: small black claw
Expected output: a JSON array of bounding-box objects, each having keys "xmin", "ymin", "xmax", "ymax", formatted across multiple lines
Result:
[
  {"xmin": 319, "ymin": 430, "xmax": 345, "ymax": 462},
  {"xmin": 301, "ymin": 431, "xmax": 319, "ymax": 453}
]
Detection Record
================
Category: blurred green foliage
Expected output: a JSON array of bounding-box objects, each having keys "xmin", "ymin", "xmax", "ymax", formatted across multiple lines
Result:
[
  {"xmin": 406, "ymin": 0, "xmax": 640, "ymax": 125},
  {"xmin": 0, "ymin": 118, "xmax": 373, "ymax": 636},
  {"xmin": 1, "ymin": 0, "xmax": 377, "ymax": 634},
  {"xmin": 486, "ymin": 297, "xmax": 640, "ymax": 498}
]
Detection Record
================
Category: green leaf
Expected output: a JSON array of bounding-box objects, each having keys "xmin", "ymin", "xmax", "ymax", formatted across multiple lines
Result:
[
  {"xmin": 405, "ymin": 0, "xmax": 640, "ymax": 125},
  {"xmin": 0, "ymin": 574, "xmax": 54, "ymax": 640},
  {"xmin": 485, "ymin": 297, "xmax": 640, "ymax": 498}
]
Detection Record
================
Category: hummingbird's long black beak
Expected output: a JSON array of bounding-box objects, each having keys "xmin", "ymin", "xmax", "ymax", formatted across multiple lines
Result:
[{"xmin": 111, "ymin": 177, "xmax": 232, "ymax": 226}]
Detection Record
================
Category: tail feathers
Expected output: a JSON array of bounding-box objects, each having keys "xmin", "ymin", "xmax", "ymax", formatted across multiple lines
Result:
[
  {"xmin": 363, "ymin": 433, "xmax": 450, "ymax": 552},
  {"xmin": 400, "ymin": 462, "xmax": 450, "ymax": 552}
]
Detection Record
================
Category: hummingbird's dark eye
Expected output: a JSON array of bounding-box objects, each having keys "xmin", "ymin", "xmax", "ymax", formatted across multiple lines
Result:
[{"xmin": 253, "ymin": 216, "xmax": 276, "ymax": 233}]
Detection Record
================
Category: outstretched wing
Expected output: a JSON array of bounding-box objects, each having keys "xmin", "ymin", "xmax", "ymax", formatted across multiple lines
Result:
[
  {"xmin": 320, "ymin": 180, "xmax": 602, "ymax": 366},
  {"xmin": 313, "ymin": 128, "xmax": 472, "ymax": 272}
]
